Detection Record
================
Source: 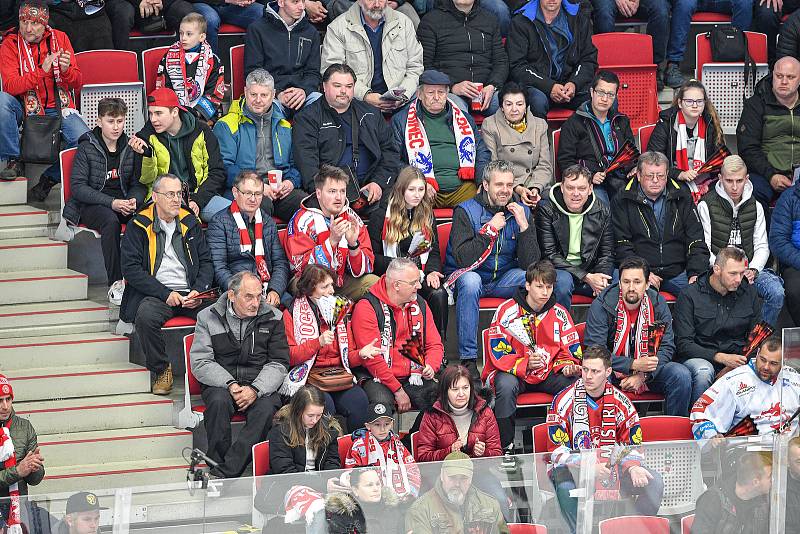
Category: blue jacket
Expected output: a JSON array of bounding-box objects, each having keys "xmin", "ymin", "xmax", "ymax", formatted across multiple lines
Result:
[
  {"xmin": 205, "ymin": 206, "xmax": 290, "ymax": 295},
  {"xmin": 769, "ymin": 183, "xmax": 800, "ymax": 270},
  {"xmin": 444, "ymin": 191, "xmax": 539, "ymax": 283},
  {"xmin": 213, "ymin": 97, "xmax": 301, "ymax": 189}
]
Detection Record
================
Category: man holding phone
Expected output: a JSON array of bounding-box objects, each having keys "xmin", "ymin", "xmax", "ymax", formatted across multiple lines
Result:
[{"xmin": 293, "ymin": 63, "xmax": 400, "ymax": 216}]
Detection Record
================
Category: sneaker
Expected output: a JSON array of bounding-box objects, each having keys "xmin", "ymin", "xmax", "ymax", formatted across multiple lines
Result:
[
  {"xmin": 663, "ymin": 63, "xmax": 687, "ymax": 89},
  {"xmin": 108, "ymin": 280, "xmax": 125, "ymax": 306},
  {"xmin": 29, "ymin": 176, "xmax": 56, "ymax": 202},
  {"xmin": 0, "ymin": 159, "xmax": 22, "ymax": 181},
  {"xmin": 152, "ymin": 364, "xmax": 173, "ymax": 395},
  {"xmin": 460, "ymin": 359, "xmax": 480, "ymax": 383}
]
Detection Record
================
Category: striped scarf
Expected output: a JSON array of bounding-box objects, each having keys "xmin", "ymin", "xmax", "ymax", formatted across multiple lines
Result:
[
  {"xmin": 675, "ymin": 113, "xmax": 709, "ymax": 203},
  {"xmin": 230, "ymin": 201, "xmax": 270, "ymax": 286},
  {"xmin": 161, "ymin": 41, "xmax": 213, "ymax": 109},
  {"xmin": 0, "ymin": 419, "xmax": 21, "ymax": 533}
]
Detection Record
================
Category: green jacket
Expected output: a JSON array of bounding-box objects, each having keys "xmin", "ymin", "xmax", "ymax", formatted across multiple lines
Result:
[
  {"xmin": 405, "ymin": 479, "xmax": 509, "ymax": 534},
  {"xmin": 0, "ymin": 412, "xmax": 44, "ymax": 498}
]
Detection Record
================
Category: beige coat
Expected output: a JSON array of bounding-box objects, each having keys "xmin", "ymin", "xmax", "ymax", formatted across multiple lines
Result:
[
  {"xmin": 481, "ymin": 109, "xmax": 553, "ymax": 192},
  {"xmin": 321, "ymin": 2, "xmax": 423, "ymax": 100}
]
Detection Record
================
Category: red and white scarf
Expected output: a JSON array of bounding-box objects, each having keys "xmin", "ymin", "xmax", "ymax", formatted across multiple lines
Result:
[
  {"xmin": 230, "ymin": 201, "xmax": 271, "ymax": 287},
  {"xmin": 675, "ymin": 113, "xmax": 709, "ymax": 203},
  {"xmin": 161, "ymin": 41, "xmax": 213, "ymax": 108},
  {"xmin": 377, "ymin": 300, "xmax": 424, "ymax": 385},
  {"xmin": 404, "ymin": 99, "xmax": 476, "ymax": 188},
  {"xmin": 0, "ymin": 418, "xmax": 21, "ymax": 533},
  {"xmin": 444, "ymin": 222, "xmax": 499, "ymax": 289},
  {"xmin": 283, "ymin": 485, "xmax": 324, "ymax": 525},
  {"xmin": 612, "ymin": 292, "xmax": 654, "ymax": 393},
  {"xmin": 17, "ymin": 28, "xmax": 74, "ymax": 116},
  {"xmin": 280, "ymin": 297, "xmax": 352, "ymax": 396},
  {"xmin": 362, "ymin": 432, "xmax": 412, "ymax": 498},
  {"xmin": 381, "ymin": 206, "xmax": 431, "ymax": 271},
  {"xmin": 571, "ymin": 379, "xmax": 621, "ymax": 500}
]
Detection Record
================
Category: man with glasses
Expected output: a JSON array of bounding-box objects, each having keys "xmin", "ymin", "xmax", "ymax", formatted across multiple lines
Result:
[
  {"xmin": 352, "ymin": 257, "xmax": 443, "ymax": 421},
  {"xmin": 557, "ymin": 71, "xmax": 638, "ymax": 206},
  {"xmin": 120, "ymin": 173, "xmax": 214, "ymax": 395},
  {"xmin": 738, "ymin": 56, "xmax": 800, "ymax": 206},
  {"xmin": 612, "ymin": 150, "xmax": 709, "ymax": 296},
  {"xmin": 206, "ymin": 171, "xmax": 290, "ymax": 307},
  {"xmin": 444, "ymin": 160, "xmax": 540, "ymax": 380},
  {"xmin": 214, "ymin": 69, "xmax": 306, "ymax": 223}
]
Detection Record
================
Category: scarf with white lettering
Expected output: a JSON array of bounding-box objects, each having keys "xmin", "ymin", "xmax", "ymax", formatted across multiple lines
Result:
[
  {"xmin": 404, "ymin": 99, "xmax": 476, "ymax": 188},
  {"xmin": 363, "ymin": 432, "xmax": 412, "ymax": 498},
  {"xmin": 162, "ymin": 41, "xmax": 213, "ymax": 109},
  {"xmin": 572, "ymin": 379, "xmax": 621, "ymax": 500},
  {"xmin": 280, "ymin": 297, "xmax": 352, "ymax": 396},
  {"xmin": 0, "ymin": 418, "xmax": 21, "ymax": 533},
  {"xmin": 230, "ymin": 201, "xmax": 271, "ymax": 286},
  {"xmin": 612, "ymin": 291, "xmax": 654, "ymax": 392},
  {"xmin": 17, "ymin": 27, "xmax": 74, "ymax": 116},
  {"xmin": 377, "ymin": 300, "xmax": 424, "ymax": 385}
]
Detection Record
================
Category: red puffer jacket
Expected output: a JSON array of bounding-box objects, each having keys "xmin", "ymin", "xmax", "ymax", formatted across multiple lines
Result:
[{"xmin": 415, "ymin": 395, "xmax": 502, "ymax": 462}]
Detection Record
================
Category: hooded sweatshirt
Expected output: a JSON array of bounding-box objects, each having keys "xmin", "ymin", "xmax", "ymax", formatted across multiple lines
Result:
[{"xmin": 697, "ymin": 179, "xmax": 769, "ymax": 271}]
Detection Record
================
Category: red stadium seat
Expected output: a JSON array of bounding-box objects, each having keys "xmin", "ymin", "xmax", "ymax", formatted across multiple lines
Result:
[
  {"xmin": 162, "ymin": 316, "xmax": 197, "ymax": 329},
  {"xmin": 278, "ymin": 228, "xmax": 288, "ymax": 252},
  {"xmin": 639, "ymin": 416, "xmax": 693, "ymax": 442},
  {"xmin": 681, "ymin": 514, "xmax": 694, "ymax": 534},
  {"xmin": 598, "ymin": 516, "xmax": 669, "ymax": 533},
  {"xmin": 516, "ymin": 392, "xmax": 555, "ymax": 408},
  {"xmin": 552, "ymin": 129, "xmax": 561, "ymax": 180},
  {"xmin": 695, "ymin": 31, "xmax": 768, "ymax": 80},
  {"xmin": 142, "ymin": 46, "xmax": 170, "ymax": 96},
  {"xmin": 410, "ymin": 431, "xmax": 420, "ymax": 459},
  {"xmin": 437, "ymin": 222, "xmax": 451, "ymax": 265},
  {"xmin": 253, "ymin": 440, "xmax": 270, "ymax": 476},
  {"xmin": 219, "ymin": 23, "xmax": 246, "ymax": 35},
  {"xmin": 229, "ymin": 44, "xmax": 245, "ymax": 101},
  {"xmin": 592, "ymin": 33, "xmax": 659, "ymax": 130},
  {"xmin": 337, "ymin": 435, "xmax": 353, "ymax": 467},
  {"xmin": 639, "ymin": 123, "xmax": 657, "ymax": 151},
  {"xmin": 571, "ymin": 294, "xmax": 593, "ymax": 305},
  {"xmin": 129, "ymin": 28, "xmax": 174, "ymax": 39},
  {"xmin": 691, "ymin": 11, "xmax": 731, "ymax": 23},
  {"xmin": 76, "ymin": 50, "xmax": 140, "ymax": 85},
  {"xmin": 433, "ymin": 208, "xmax": 454, "ymax": 222},
  {"xmin": 532, "ymin": 422, "xmax": 549, "ymax": 453},
  {"xmin": 660, "ymin": 291, "xmax": 676, "ymax": 303},
  {"xmin": 508, "ymin": 524, "xmax": 548, "ymax": 534},
  {"xmin": 546, "ymin": 108, "xmax": 573, "ymax": 128}
]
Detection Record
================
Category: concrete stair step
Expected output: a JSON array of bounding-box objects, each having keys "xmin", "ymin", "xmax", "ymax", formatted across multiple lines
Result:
[
  {"xmin": 32, "ymin": 457, "xmax": 193, "ymax": 495},
  {"xmin": 14, "ymin": 393, "xmax": 174, "ymax": 434},
  {"xmin": 0, "ymin": 205, "xmax": 49, "ymax": 239},
  {"xmin": 38, "ymin": 426, "xmax": 193, "ymax": 467},
  {"xmin": 0, "ymin": 332, "xmax": 127, "ymax": 370},
  {"xmin": 0, "ymin": 237, "xmax": 67, "ymax": 271},
  {"xmin": 0, "ymin": 178, "xmax": 28, "ymax": 205},
  {"xmin": 5, "ymin": 363, "xmax": 149, "ymax": 401},
  {"xmin": 0, "ymin": 268, "xmax": 87, "ymax": 304},
  {"xmin": 0, "ymin": 321, "xmax": 111, "ymax": 339}
]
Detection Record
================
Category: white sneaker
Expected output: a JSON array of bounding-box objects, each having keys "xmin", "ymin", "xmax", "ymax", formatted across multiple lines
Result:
[{"xmin": 108, "ymin": 280, "xmax": 125, "ymax": 306}]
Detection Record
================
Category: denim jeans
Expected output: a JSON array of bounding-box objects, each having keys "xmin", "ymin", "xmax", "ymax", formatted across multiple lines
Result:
[
  {"xmin": 322, "ymin": 385, "xmax": 369, "ymax": 433},
  {"xmin": 667, "ymin": 0, "xmax": 755, "ymax": 62},
  {"xmin": 747, "ymin": 172, "xmax": 778, "ymax": 206},
  {"xmin": 448, "ymin": 91, "xmax": 500, "ymax": 118},
  {"xmin": 274, "ymin": 92, "xmax": 323, "ymax": 118},
  {"xmin": 479, "ymin": 0, "xmax": 510, "ymax": 37},
  {"xmin": 0, "ymin": 91, "xmax": 90, "ymax": 180},
  {"xmin": 199, "ymin": 194, "xmax": 232, "ymax": 223},
  {"xmin": 592, "ymin": 0, "xmax": 669, "ymax": 64},
  {"xmin": 455, "ymin": 268, "xmax": 527, "ymax": 359},
  {"xmin": 754, "ymin": 268, "xmax": 784, "ymax": 326},
  {"xmin": 493, "ymin": 371, "xmax": 576, "ymax": 419},
  {"xmin": 645, "ymin": 361, "xmax": 692, "ymax": 416},
  {"xmin": 660, "ymin": 270, "xmax": 689, "ymax": 296},
  {"xmin": 192, "ymin": 2, "xmax": 265, "ymax": 54},
  {"xmin": 682, "ymin": 357, "xmax": 718, "ymax": 406}
]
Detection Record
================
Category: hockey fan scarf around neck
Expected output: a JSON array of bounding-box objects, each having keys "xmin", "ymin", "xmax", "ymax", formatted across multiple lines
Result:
[
  {"xmin": 0, "ymin": 418, "xmax": 21, "ymax": 533},
  {"xmin": 612, "ymin": 291, "xmax": 654, "ymax": 361},
  {"xmin": 378, "ymin": 300, "xmax": 423, "ymax": 385},
  {"xmin": 230, "ymin": 201, "xmax": 271, "ymax": 286},
  {"xmin": 444, "ymin": 221, "xmax": 500, "ymax": 289},
  {"xmin": 163, "ymin": 41, "xmax": 213, "ymax": 108},
  {"xmin": 675, "ymin": 112, "xmax": 708, "ymax": 203},
  {"xmin": 17, "ymin": 28, "xmax": 74, "ymax": 115}
]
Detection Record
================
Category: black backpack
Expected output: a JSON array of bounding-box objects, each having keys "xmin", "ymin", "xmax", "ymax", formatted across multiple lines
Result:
[{"xmin": 707, "ymin": 26, "xmax": 757, "ymax": 101}]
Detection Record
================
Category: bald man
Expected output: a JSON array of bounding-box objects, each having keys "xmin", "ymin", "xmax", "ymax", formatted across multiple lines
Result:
[{"xmin": 738, "ymin": 56, "xmax": 800, "ymax": 205}]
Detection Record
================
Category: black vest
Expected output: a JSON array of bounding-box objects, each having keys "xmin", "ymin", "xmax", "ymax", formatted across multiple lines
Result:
[{"xmin": 703, "ymin": 189, "xmax": 757, "ymax": 260}]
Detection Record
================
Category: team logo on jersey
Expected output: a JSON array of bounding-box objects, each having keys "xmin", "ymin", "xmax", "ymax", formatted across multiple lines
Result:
[
  {"xmin": 485, "ymin": 326, "xmax": 513, "ymax": 361},
  {"xmin": 549, "ymin": 426, "xmax": 570, "ymax": 445},
  {"xmin": 736, "ymin": 381, "xmax": 756, "ymax": 397},
  {"xmin": 574, "ymin": 430, "xmax": 592, "ymax": 449},
  {"xmin": 631, "ymin": 425, "xmax": 643, "ymax": 445}
]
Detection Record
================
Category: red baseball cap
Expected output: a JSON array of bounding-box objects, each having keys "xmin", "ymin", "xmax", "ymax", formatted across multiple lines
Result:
[{"xmin": 147, "ymin": 88, "xmax": 186, "ymax": 111}]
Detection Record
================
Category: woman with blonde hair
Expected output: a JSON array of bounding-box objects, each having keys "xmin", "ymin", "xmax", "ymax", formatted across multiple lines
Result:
[
  {"xmin": 367, "ymin": 166, "xmax": 448, "ymax": 338},
  {"xmin": 647, "ymin": 79, "xmax": 727, "ymax": 201}
]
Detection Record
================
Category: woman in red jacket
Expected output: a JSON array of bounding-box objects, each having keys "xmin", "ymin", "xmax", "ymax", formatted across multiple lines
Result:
[
  {"xmin": 415, "ymin": 364, "xmax": 511, "ymax": 520},
  {"xmin": 282, "ymin": 264, "xmax": 382, "ymax": 432}
]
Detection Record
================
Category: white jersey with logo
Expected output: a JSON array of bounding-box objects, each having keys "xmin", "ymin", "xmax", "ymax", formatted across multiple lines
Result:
[{"xmin": 690, "ymin": 359, "xmax": 800, "ymax": 440}]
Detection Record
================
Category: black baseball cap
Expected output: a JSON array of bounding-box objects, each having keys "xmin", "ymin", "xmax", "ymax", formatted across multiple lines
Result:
[
  {"xmin": 419, "ymin": 70, "xmax": 451, "ymax": 87},
  {"xmin": 366, "ymin": 401, "xmax": 395, "ymax": 424},
  {"xmin": 66, "ymin": 492, "xmax": 107, "ymax": 515}
]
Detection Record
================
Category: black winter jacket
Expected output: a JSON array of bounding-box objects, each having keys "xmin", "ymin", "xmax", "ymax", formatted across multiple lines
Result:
[
  {"xmin": 691, "ymin": 473, "xmax": 769, "ymax": 534},
  {"xmin": 119, "ymin": 204, "xmax": 214, "ymax": 322},
  {"xmin": 535, "ymin": 183, "xmax": 614, "ymax": 281},
  {"xmin": 612, "ymin": 177, "xmax": 710, "ymax": 280},
  {"xmin": 778, "ymin": 9, "xmax": 800, "ymax": 61},
  {"xmin": 243, "ymin": 2, "xmax": 321, "ymax": 95},
  {"xmin": 646, "ymin": 106, "xmax": 725, "ymax": 182},
  {"xmin": 557, "ymin": 102, "xmax": 635, "ymax": 193},
  {"xmin": 673, "ymin": 272, "xmax": 762, "ymax": 365},
  {"xmin": 62, "ymin": 130, "xmax": 146, "ymax": 225},
  {"xmin": 266, "ymin": 418, "xmax": 341, "ymax": 474},
  {"xmin": 507, "ymin": 0, "xmax": 597, "ymax": 95},
  {"xmin": 416, "ymin": 0, "xmax": 508, "ymax": 88},
  {"xmin": 292, "ymin": 96, "xmax": 399, "ymax": 197}
]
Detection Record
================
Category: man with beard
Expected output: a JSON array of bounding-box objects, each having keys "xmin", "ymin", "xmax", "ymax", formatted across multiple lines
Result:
[
  {"xmin": 483, "ymin": 259, "xmax": 582, "ymax": 450},
  {"xmin": 444, "ymin": 159, "xmax": 540, "ymax": 380},
  {"xmin": 690, "ymin": 333, "xmax": 800, "ymax": 440},
  {"xmin": 405, "ymin": 451, "xmax": 509, "ymax": 534},
  {"xmin": 584, "ymin": 256, "xmax": 692, "ymax": 416}
]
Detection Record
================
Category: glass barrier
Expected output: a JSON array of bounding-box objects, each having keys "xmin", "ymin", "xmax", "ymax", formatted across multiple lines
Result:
[{"xmin": 1, "ymin": 433, "xmax": 794, "ymax": 534}]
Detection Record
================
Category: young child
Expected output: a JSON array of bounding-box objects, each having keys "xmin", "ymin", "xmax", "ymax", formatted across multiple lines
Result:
[
  {"xmin": 61, "ymin": 97, "xmax": 146, "ymax": 298},
  {"xmin": 344, "ymin": 402, "xmax": 421, "ymax": 500},
  {"xmin": 156, "ymin": 12, "xmax": 226, "ymax": 122}
]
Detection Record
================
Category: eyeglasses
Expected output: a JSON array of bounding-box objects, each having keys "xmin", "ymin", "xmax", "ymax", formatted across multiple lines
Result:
[
  {"xmin": 593, "ymin": 89, "xmax": 616, "ymax": 100},
  {"xmin": 235, "ymin": 186, "xmax": 264, "ymax": 200},
  {"xmin": 153, "ymin": 190, "xmax": 182, "ymax": 200},
  {"xmin": 681, "ymin": 98, "xmax": 705, "ymax": 107},
  {"xmin": 642, "ymin": 173, "xmax": 667, "ymax": 181},
  {"xmin": 396, "ymin": 279, "xmax": 422, "ymax": 288}
]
